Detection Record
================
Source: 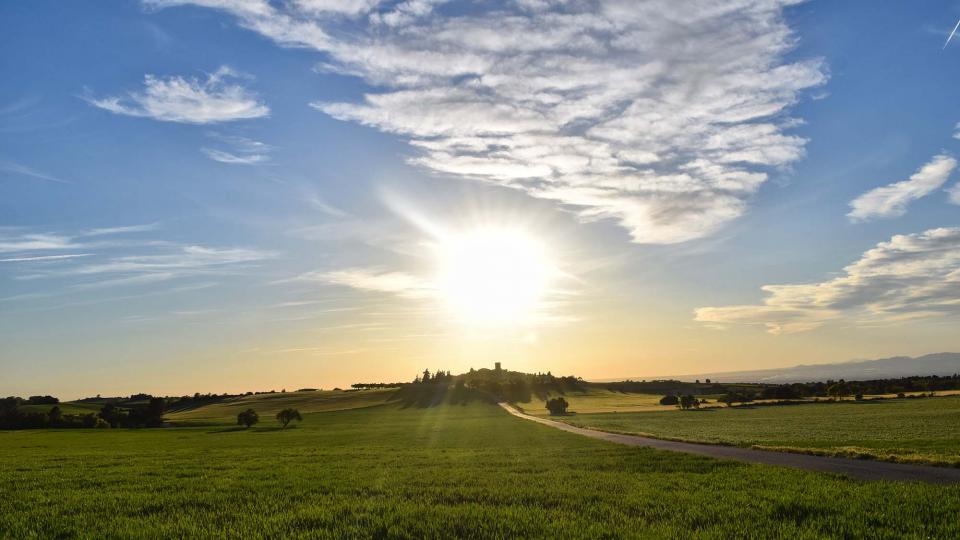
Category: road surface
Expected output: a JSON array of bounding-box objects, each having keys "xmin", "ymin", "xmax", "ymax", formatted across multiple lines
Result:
[{"xmin": 499, "ymin": 402, "xmax": 960, "ymax": 484}]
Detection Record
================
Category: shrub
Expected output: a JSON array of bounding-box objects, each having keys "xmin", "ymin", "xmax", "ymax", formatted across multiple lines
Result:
[
  {"xmin": 897, "ymin": 392, "xmax": 906, "ymax": 398},
  {"xmin": 855, "ymin": 393, "xmax": 864, "ymax": 401}
]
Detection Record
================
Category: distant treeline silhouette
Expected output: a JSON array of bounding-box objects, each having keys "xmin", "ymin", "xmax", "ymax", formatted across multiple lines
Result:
[
  {"xmin": 603, "ymin": 373, "xmax": 960, "ymax": 401},
  {"xmin": 5, "ymin": 371, "xmax": 959, "ymax": 429},
  {"xmin": 365, "ymin": 367, "xmax": 586, "ymax": 408},
  {"xmin": 0, "ymin": 396, "xmax": 165, "ymax": 430}
]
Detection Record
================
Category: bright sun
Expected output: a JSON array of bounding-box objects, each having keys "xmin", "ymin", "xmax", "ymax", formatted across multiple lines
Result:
[{"xmin": 434, "ymin": 227, "xmax": 554, "ymax": 325}]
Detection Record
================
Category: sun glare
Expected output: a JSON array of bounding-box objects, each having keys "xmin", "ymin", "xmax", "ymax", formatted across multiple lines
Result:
[{"xmin": 435, "ymin": 227, "xmax": 554, "ymax": 326}]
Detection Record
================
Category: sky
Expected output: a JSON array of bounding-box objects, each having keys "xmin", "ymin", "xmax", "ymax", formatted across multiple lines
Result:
[{"xmin": 2, "ymin": 0, "xmax": 960, "ymax": 399}]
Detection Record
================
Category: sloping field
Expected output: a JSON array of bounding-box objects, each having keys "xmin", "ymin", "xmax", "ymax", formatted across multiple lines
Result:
[
  {"xmin": 562, "ymin": 395, "xmax": 960, "ymax": 466},
  {"xmin": 516, "ymin": 387, "xmax": 666, "ymax": 416},
  {"xmin": 165, "ymin": 388, "xmax": 400, "ymax": 424},
  {"xmin": 17, "ymin": 402, "xmax": 102, "ymax": 415},
  {"xmin": 2, "ymin": 402, "xmax": 960, "ymax": 538}
]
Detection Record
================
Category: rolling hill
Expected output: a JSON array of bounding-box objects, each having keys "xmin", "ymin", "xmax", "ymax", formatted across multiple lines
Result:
[{"xmin": 619, "ymin": 353, "xmax": 960, "ymax": 384}]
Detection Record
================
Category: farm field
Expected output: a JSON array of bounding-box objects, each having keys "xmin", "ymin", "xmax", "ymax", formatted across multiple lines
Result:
[
  {"xmin": 560, "ymin": 395, "xmax": 960, "ymax": 466},
  {"xmin": 3, "ymin": 401, "xmax": 960, "ymax": 539},
  {"xmin": 517, "ymin": 387, "xmax": 666, "ymax": 415},
  {"xmin": 164, "ymin": 388, "xmax": 400, "ymax": 425},
  {"xmin": 16, "ymin": 402, "xmax": 102, "ymax": 415}
]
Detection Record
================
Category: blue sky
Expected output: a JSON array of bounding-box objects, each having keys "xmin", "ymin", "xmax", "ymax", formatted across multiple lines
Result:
[{"xmin": 2, "ymin": 1, "xmax": 960, "ymax": 398}]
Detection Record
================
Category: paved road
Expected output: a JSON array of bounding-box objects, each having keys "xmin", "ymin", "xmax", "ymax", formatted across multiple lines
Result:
[{"xmin": 498, "ymin": 402, "xmax": 960, "ymax": 484}]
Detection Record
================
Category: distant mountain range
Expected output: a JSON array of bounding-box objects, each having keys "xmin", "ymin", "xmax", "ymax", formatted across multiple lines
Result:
[{"xmin": 610, "ymin": 353, "xmax": 960, "ymax": 384}]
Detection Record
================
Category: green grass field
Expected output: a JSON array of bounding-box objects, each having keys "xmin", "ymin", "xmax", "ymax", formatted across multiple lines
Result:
[
  {"xmin": 17, "ymin": 402, "xmax": 102, "ymax": 415},
  {"xmin": 561, "ymin": 395, "xmax": 960, "ymax": 466},
  {"xmin": 164, "ymin": 388, "xmax": 400, "ymax": 424},
  {"xmin": 3, "ymin": 401, "xmax": 960, "ymax": 538},
  {"xmin": 516, "ymin": 387, "xmax": 666, "ymax": 416}
]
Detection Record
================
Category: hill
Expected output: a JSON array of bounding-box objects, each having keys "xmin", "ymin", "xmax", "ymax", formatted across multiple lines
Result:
[
  {"xmin": 613, "ymin": 352, "xmax": 960, "ymax": 384},
  {"xmin": 164, "ymin": 388, "xmax": 400, "ymax": 425}
]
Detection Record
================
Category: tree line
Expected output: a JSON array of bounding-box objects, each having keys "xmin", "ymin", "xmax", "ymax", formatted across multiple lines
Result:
[{"xmin": 0, "ymin": 396, "xmax": 165, "ymax": 430}]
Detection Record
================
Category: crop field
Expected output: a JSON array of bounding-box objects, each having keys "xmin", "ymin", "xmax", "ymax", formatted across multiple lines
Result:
[
  {"xmin": 165, "ymin": 388, "xmax": 400, "ymax": 424},
  {"xmin": 517, "ymin": 387, "xmax": 666, "ymax": 415},
  {"xmin": 3, "ymin": 401, "xmax": 960, "ymax": 539},
  {"xmin": 16, "ymin": 402, "xmax": 102, "ymax": 415},
  {"xmin": 561, "ymin": 395, "xmax": 960, "ymax": 466}
]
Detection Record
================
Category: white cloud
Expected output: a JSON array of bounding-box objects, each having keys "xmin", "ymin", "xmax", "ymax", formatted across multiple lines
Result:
[
  {"xmin": 848, "ymin": 153, "xmax": 956, "ymax": 222},
  {"xmin": 0, "ymin": 233, "xmax": 79, "ymax": 253},
  {"xmin": 69, "ymin": 245, "xmax": 275, "ymax": 276},
  {"xmin": 201, "ymin": 134, "xmax": 272, "ymax": 164},
  {"xmin": 293, "ymin": 268, "xmax": 434, "ymax": 298},
  {"xmin": 0, "ymin": 254, "xmax": 93, "ymax": 263},
  {"xmin": 0, "ymin": 160, "xmax": 69, "ymax": 184},
  {"xmin": 83, "ymin": 223, "xmax": 160, "ymax": 236},
  {"xmin": 948, "ymin": 181, "xmax": 960, "ymax": 205},
  {"xmin": 146, "ymin": 0, "xmax": 826, "ymax": 244},
  {"xmin": 292, "ymin": 0, "xmax": 382, "ymax": 16},
  {"xmin": 202, "ymin": 148, "xmax": 269, "ymax": 164},
  {"xmin": 695, "ymin": 227, "xmax": 960, "ymax": 333},
  {"xmin": 86, "ymin": 66, "xmax": 269, "ymax": 124}
]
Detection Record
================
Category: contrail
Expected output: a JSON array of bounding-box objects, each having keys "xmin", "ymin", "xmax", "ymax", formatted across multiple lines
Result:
[{"xmin": 944, "ymin": 17, "xmax": 960, "ymax": 49}]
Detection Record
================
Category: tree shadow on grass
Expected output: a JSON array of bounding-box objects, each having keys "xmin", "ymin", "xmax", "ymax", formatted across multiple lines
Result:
[
  {"xmin": 250, "ymin": 426, "xmax": 287, "ymax": 433},
  {"xmin": 207, "ymin": 425, "xmax": 291, "ymax": 434},
  {"xmin": 206, "ymin": 426, "xmax": 248, "ymax": 434}
]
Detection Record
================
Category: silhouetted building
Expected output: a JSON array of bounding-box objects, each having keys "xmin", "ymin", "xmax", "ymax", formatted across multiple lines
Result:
[{"xmin": 495, "ymin": 362, "xmax": 502, "ymax": 372}]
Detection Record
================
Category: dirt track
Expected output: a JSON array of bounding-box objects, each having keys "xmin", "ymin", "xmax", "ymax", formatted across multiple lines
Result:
[{"xmin": 498, "ymin": 402, "xmax": 960, "ymax": 484}]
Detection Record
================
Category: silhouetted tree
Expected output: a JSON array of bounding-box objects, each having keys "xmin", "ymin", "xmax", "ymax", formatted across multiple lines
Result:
[
  {"xmin": 276, "ymin": 408, "xmax": 302, "ymax": 428},
  {"xmin": 237, "ymin": 409, "xmax": 259, "ymax": 428},
  {"xmin": 99, "ymin": 403, "xmax": 121, "ymax": 428},
  {"xmin": 678, "ymin": 394, "xmax": 698, "ymax": 410},
  {"xmin": 145, "ymin": 397, "xmax": 165, "ymax": 427},
  {"xmin": 48, "ymin": 406, "xmax": 63, "ymax": 426},
  {"xmin": 545, "ymin": 397, "xmax": 569, "ymax": 415},
  {"xmin": 659, "ymin": 395, "xmax": 679, "ymax": 406},
  {"xmin": 827, "ymin": 380, "xmax": 850, "ymax": 401}
]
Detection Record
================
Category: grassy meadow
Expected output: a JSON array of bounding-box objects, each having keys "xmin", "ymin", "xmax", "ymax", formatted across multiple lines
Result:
[
  {"xmin": 560, "ymin": 395, "xmax": 960, "ymax": 467},
  {"xmin": 516, "ymin": 387, "xmax": 666, "ymax": 415},
  {"xmin": 3, "ymin": 399, "xmax": 960, "ymax": 539},
  {"xmin": 165, "ymin": 388, "xmax": 400, "ymax": 425}
]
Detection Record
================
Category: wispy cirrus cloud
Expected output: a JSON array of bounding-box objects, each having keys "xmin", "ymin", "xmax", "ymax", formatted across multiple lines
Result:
[
  {"xmin": 0, "ymin": 224, "xmax": 161, "ymax": 255},
  {"xmin": 85, "ymin": 66, "xmax": 269, "ymax": 124},
  {"xmin": 289, "ymin": 267, "xmax": 434, "ymax": 299},
  {"xmin": 82, "ymin": 223, "xmax": 160, "ymax": 237},
  {"xmin": 0, "ymin": 233, "xmax": 78, "ymax": 253},
  {"xmin": 695, "ymin": 227, "xmax": 960, "ymax": 334},
  {"xmin": 67, "ymin": 245, "xmax": 275, "ymax": 277},
  {"xmin": 848, "ymin": 153, "xmax": 956, "ymax": 222},
  {"xmin": 1, "ymin": 224, "xmax": 276, "ymax": 295},
  {"xmin": 0, "ymin": 160, "xmax": 70, "ymax": 184},
  {"xmin": 145, "ymin": 0, "xmax": 826, "ymax": 244},
  {"xmin": 201, "ymin": 133, "xmax": 273, "ymax": 164},
  {"xmin": 0, "ymin": 254, "xmax": 93, "ymax": 263}
]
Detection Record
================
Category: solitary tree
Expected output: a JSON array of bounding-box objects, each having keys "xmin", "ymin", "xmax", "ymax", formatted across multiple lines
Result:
[
  {"xmin": 545, "ymin": 397, "xmax": 569, "ymax": 415},
  {"xmin": 237, "ymin": 408, "xmax": 259, "ymax": 428},
  {"xmin": 276, "ymin": 408, "xmax": 302, "ymax": 428}
]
